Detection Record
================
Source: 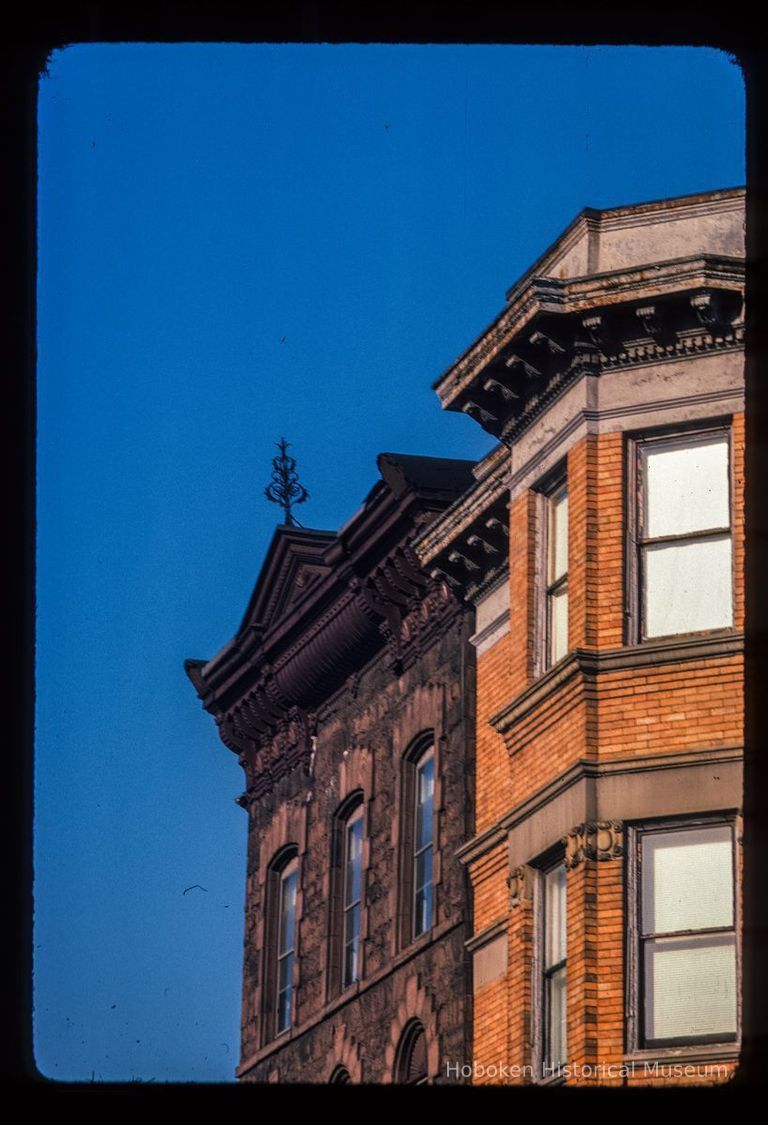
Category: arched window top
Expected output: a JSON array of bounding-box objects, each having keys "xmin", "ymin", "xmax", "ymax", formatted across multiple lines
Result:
[
  {"xmin": 330, "ymin": 1064, "xmax": 352, "ymax": 1084},
  {"xmin": 395, "ymin": 1020, "xmax": 428, "ymax": 1085},
  {"xmin": 403, "ymin": 731, "xmax": 434, "ymax": 765},
  {"xmin": 269, "ymin": 843, "xmax": 298, "ymax": 874},
  {"xmin": 334, "ymin": 788, "xmax": 364, "ymax": 823}
]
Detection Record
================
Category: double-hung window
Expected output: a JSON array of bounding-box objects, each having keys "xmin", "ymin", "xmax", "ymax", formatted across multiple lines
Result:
[
  {"xmin": 342, "ymin": 805, "xmax": 363, "ymax": 989},
  {"xmin": 328, "ymin": 796, "xmax": 365, "ymax": 997},
  {"xmin": 634, "ymin": 429, "xmax": 732, "ymax": 640},
  {"xmin": 262, "ymin": 847, "xmax": 300, "ymax": 1043},
  {"xmin": 413, "ymin": 748, "xmax": 435, "ymax": 939},
  {"xmin": 275, "ymin": 856, "xmax": 298, "ymax": 1037},
  {"xmin": 544, "ymin": 480, "xmax": 569, "ymax": 667},
  {"xmin": 630, "ymin": 820, "xmax": 738, "ymax": 1049},
  {"xmin": 398, "ymin": 738, "xmax": 436, "ymax": 949},
  {"xmin": 541, "ymin": 862, "xmax": 567, "ymax": 1073}
]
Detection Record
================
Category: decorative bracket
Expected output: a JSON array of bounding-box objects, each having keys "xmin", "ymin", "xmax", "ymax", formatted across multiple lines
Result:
[
  {"xmin": 507, "ymin": 864, "xmax": 532, "ymax": 909},
  {"xmin": 504, "ymin": 353, "xmax": 541, "ymax": 380},
  {"xmin": 529, "ymin": 329, "xmax": 565, "ymax": 355},
  {"xmin": 690, "ymin": 291, "xmax": 728, "ymax": 330},
  {"xmin": 483, "ymin": 376, "xmax": 519, "ymax": 402},
  {"xmin": 563, "ymin": 821, "xmax": 624, "ymax": 869},
  {"xmin": 635, "ymin": 305, "xmax": 662, "ymax": 338}
]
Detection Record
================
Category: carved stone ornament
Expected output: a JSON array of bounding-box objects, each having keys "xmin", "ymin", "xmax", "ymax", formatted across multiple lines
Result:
[
  {"xmin": 562, "ymin": 821, "xmax": 624, "ymax": 869},
  {"xmin": 507, "ymin": 864, "xmax": 529, "ymax": 909}
]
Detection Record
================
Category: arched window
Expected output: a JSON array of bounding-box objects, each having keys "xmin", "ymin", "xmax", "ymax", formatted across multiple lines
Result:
[
  {"xmin": 263, "ymin": 846, "xmax": 299, "ymax": 1042},
  {"xmin": 413, "ymin": 747, "xmax": 435, "ymax": 938},
  {"xmin": 330, "ymin": 1065, "xmax": 352, "ymax": 1084},
  {"xmin": 395, "ymin": 1020, "xmax": 429, "ymax": 1085},
  {"xmin": 399, "ymin": 737, "xmax": 435, "ymax": 947},
  {"xmin": 328, "ymin": 793, "xmax": 365, "ymax": 997}
]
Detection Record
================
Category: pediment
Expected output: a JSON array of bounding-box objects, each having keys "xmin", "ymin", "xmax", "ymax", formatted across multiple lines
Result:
[{"xmin": 238, "ymin": 526, "xmax": 336, "ymax": 635}]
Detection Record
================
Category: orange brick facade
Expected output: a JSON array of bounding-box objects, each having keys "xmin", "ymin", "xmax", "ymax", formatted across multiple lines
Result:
[
  {"xmin": 420, "ymin": 188, "xmax": 745, "ymax": 1087},
  {"xmin": 466, "ymin": 422, "xmax": 743, "ymax": 1086}
]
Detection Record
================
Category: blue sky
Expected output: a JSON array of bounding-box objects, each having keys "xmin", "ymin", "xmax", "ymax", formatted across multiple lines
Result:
[{"xmin": 35, "ymin": 43, "xmax": 745, "ymax": 1082}]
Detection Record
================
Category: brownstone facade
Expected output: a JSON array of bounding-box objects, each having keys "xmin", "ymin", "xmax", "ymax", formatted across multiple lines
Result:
[
  {"xmin": 417, "ymin": 187, "xmax": 745, "ymax": 1086},
  {"xmin": 186, "ymin": 454, "xmax": 476, "ymax": 1082}
]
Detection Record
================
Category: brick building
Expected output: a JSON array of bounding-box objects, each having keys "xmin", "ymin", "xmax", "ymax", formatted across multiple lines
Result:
[
  {"xmin": 185, "ymin": 454, "xmax": 477, "ymax": 1082},
  {"xmin": 416, "ymin": 187, "xmax": 745, "ymax": 1086}
]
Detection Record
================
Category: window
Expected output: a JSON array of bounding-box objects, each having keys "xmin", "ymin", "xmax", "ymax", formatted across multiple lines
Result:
[
  {"xmin": 630, "ymin": 820, "xmax": 738, "ymax": 1049},
  {"xmin": 395, "ymin": 1020, "xmax": 429, "ymax": 1085},
  {"xmin": 262, "ymin": 847, "xmax": 299, "ymax": 1042},
  {"xmin": 413, "ymin": 747, "xmax": 435, "ymax": 939},
  {"xmin": 275, "ymin": 858, "xmax": 298, "ymax": 1035},
  {"xmin": 540, "ymin": 862, "xmax": 567, "ymax": 1073},
  {"xmin": 633, "ymin": 429, "xmax": 732, "ymax": 640},
  {"xmin": 542, "ymin": 478, "xmax": 568, "ymax": 668},
  {"xmin": 330, "ymin": 1065, "xmax": 352, "ymax": 1084},
  {"xmin": 328, "ymin": 795, "xmax": 365, "ymax": 997},
  {"xmin": 342, "ymin": 805, "xmax": 363, "ymax": 989},
  {"xmin": 398, "ymin": 738, "xmax": 436, "ymax": 947}
]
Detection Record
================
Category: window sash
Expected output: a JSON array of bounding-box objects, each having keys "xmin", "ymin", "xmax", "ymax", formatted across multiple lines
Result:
[
  {"xmin": 547, "ymin": 581, "xmax": 568, "ymax": 666},
  {"xmin": 641, "ymin": 434, "xmax": 730, "ymax": 539},
  {"xmin": 544, "ymin": 481, "xmax": 568, "ymax": 668},
  {"xmin": 413, "ymin": 750, "xmax": 434, "ymax": 938},
  {"xmin": 544, "ymin": 962, "xmax": 567, "ymax": 1069},
  {"xmin": 342, "ymin": 810, "xmax": 363, "ymax": 988},
  {"xmin": 641, "ymin": 824, "xmax": 735, "ymax": 936},
  {"xmin": 275, "ymin": 862, "xmax": 297, "ymax": 1035},
  {"xmin": 631, "ymin": 820, "xmax": 739, "ymax": 1051},
  {"xmin": 634, "ymin": 429, "xmax": 733, "ymax": 642},
  {"xmin": 541, "ymin": 863, "xmax": 567, "ymax": 1072},
  {"xmin": 642, "ymin": 933, "xmax": 738, "ymax": 1045}
]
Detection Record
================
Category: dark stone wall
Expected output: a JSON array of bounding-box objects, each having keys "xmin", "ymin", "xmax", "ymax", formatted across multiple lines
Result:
[{"xmin": 239, "ymin": 604, "xmax": 475, "ymax": 1083}]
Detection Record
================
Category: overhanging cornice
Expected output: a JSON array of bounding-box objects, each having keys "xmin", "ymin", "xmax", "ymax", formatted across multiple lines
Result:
[{"xmin": 435, "ymin": 255, "xmax": 745, "ymax": 414}]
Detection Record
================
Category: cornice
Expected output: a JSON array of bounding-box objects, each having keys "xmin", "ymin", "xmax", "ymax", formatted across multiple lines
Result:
[
  {"xmin": 436, "ymin": 255, "xmax": 743, "ymax": 409},
  {"xmin": 217, "ymin": 565, "xmax": 463, "ymax": 800},
  {"xmin": 413, "ymin": 448, "xmax": 509, "ymax": 567}
]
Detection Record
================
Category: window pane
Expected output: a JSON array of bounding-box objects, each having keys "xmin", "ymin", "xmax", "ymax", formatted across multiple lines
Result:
[
  {"xmin": 549, "ymin": 586, "xmax": 568, "ymax": 665},
  {"xmin": 547, "ymin": 965, "xmax": 567, "ymax": 1067},
  {"xmin": 642, "ymin": 826, "xmax": 733, "ymax": 935},
  {"xmin": 414, "ymin": 847, "xmax": 433, "ymax": 936},
  {"xmin": 544, "ymin": 865, "xmax": 566, "ymax": 968},
  {"xmin": 644, "ymin": 536, "xmax": 732, "ymax": 638},
  {"xmin": 644, "ymin": 935, "xmax": 737, "ymax": 1041},
  {"xmin": 345, "ymin": 817, "xmax": 362, "ymax": 907},
  {"xmin": 279, "ymin": 869, "xmax": 297, "ymax": 955},
  {"xmin": 550, "ymin": 488, "xmax": 568, "ymax": 582},
  {"xmin": 416, "ymin": 756, "xmax": 434, "ymax": 852},
  {"xmin": 645, "ymin": 437, "xmax": 729, "ymax": 537},
  {"xmin": 277, "ymin": 951, "xmax": 293, "ymax": 1032},
  {"xmin": 344, "ymin": 903, "xmax": 360, "ymax": 986}
]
